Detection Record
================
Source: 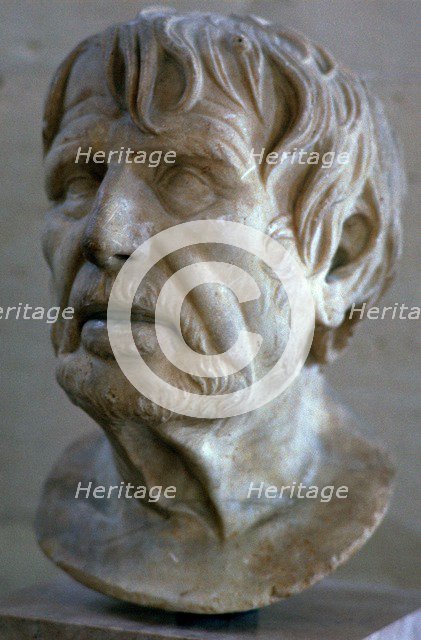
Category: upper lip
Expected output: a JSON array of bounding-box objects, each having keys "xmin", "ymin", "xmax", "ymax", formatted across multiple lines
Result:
[{"xmin": 57, "ymin": 268, "xmax": 177, "ymax": 355}]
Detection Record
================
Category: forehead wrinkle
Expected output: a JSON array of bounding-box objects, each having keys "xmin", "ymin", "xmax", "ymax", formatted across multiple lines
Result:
[
  {"xmin": 52, "ymin": 104, "xmax": 253, "ymax": 177},
  {"xmin": 46, "ymin": 113, "xmax": 111, "ymax": 159},
  {"xmin": 60, "ymin": 94, "xmax": 118, "ymax": 132}
]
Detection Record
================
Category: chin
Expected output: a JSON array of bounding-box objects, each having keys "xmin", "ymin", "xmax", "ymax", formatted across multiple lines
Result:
[{"xmin": 55, "ymin": 348, "xmax": 175, "ymax": 427}]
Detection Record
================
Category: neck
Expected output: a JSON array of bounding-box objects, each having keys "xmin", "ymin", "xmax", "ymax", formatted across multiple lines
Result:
[{"xmin": 112, "ymin": 367, "xmax": 325, "ymax": 539}]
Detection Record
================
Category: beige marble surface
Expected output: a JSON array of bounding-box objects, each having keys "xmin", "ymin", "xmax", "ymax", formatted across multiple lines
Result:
[{"xmin": 0, "ymin": 0, "xmax": 419, "ymax": 597}]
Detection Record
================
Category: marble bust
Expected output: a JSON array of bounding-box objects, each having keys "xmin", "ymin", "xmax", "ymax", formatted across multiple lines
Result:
[{"xmin": 37, "ymin": 8, "xmax": 404, "ymax": 613}]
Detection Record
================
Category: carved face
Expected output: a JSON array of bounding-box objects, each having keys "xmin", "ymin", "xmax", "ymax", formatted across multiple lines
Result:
[
  {"xmin": 42, "ymin": 44, "xmax": 299, "ymax": 428},
  {"xmin": 42, "ymin": 10, "xmax": 402, "ymax": 430}
]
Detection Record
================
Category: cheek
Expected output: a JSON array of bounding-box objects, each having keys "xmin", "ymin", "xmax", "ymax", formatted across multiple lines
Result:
[
  {"xmin": 42, "ymin": 192, "xmax": 93, "ymax": 266},
  {"xmin": 42, "ymin": 207, "xmax": 86, "ymax": 299},
  {"xmin": 42, "ymin": 208, "xmax": 64, "ymax": 268}
]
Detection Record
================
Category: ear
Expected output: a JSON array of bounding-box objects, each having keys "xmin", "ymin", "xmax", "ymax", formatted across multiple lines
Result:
[
  {"xmin": 310, "ymin": 184, "xmax": 400, "ymax": 363},
  {"xmin": 316, "ymin": 199, "xmax": 374, "ymax": 327},
  {"xmin": 326, "ymin": 212, "xmax": 372, "ymax": 283}
]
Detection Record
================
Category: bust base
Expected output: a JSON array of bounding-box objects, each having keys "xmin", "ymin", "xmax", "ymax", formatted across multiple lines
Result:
[{"xmin": 36, "ymin": 424, "xmax": 395, "ymax": 613}]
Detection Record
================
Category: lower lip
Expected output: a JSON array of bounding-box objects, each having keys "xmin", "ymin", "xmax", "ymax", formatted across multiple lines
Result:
[{"xmin": 81, "ymin": 319, "xmax": 157, "ymax": 358}]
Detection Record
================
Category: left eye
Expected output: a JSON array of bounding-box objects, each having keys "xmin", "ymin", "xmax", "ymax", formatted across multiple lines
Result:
[{"xmin": 158, "ymin": 168, "xmax": 216, "ymax": 214}]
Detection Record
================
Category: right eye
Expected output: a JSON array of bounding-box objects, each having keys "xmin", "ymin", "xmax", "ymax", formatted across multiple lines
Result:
[{"xmin": 64, "ymin": 174, "xmax": 101, "ymax": 198}]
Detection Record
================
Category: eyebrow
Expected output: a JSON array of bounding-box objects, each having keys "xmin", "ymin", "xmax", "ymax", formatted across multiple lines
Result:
[{"xmin": 148, "ymin": 125, "xmax": 251, "ymax": 175}]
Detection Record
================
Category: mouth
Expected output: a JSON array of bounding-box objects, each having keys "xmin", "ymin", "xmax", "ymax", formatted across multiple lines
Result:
[
  {"xmin": 79, "ymin": 303, "xmax": 156, "ymax": 327},
  {"xmin": 79, "ymin": 303, "xmax": 159, "ymax": 359}
]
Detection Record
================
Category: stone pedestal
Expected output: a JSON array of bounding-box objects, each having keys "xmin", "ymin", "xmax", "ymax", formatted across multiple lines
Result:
[{"xmin": 0, "ymin": 576, "xmax": 419, "ymax": 639}]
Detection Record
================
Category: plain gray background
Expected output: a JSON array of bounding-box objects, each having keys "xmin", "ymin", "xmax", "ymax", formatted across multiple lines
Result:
[{"xmin": 0, "ymin": 0, "xmax": 419, "ymax": 596}]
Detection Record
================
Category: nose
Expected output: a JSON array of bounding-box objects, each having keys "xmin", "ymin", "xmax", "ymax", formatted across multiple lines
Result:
[{"xmin": 81, "ymin": 166, "xmax": 160, "ymax": 271}]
